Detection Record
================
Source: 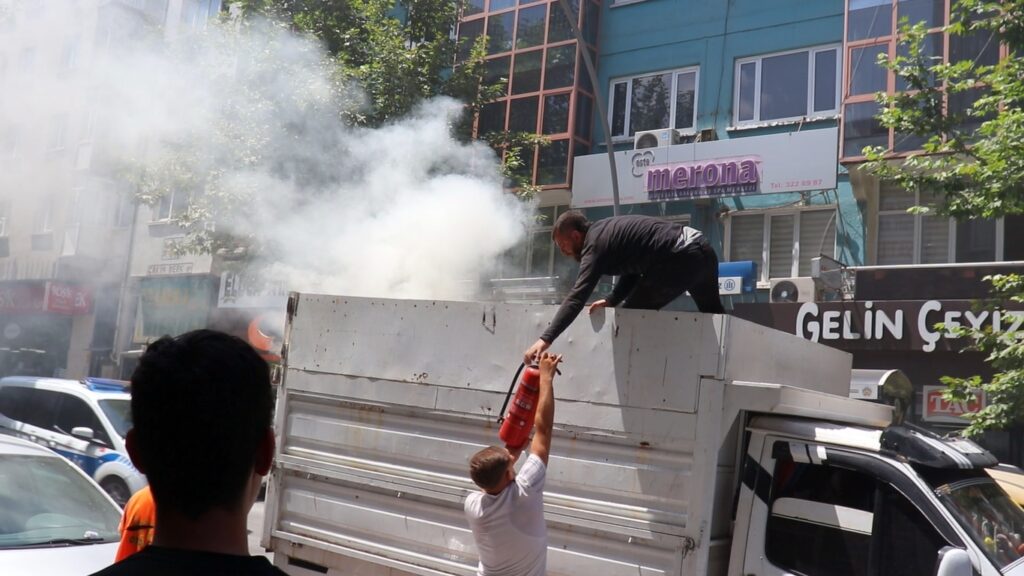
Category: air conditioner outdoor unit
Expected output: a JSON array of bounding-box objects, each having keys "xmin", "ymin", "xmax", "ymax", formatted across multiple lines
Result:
[
  {"xmin": 634, "ymin": 128, "xmax": 681, "ymax": 150},
  {"xmin": 769, "ymin": 277, "xmax": 817, "ymax": 303}
]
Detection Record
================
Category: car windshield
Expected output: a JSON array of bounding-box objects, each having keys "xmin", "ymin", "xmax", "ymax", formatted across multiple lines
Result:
[
  {"xmin": 0, "ymin": 455, "xmax": 120, "ymax": 548},
  {"xmin": 935, "ymin": 477, "xmax": 1024, "ymax": 572},
  {"xmin": 98, "ymin": 399, "xmax": 131, "ymax": 439}
]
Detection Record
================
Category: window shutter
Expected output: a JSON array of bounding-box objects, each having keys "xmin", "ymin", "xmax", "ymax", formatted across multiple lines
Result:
[
  {"xmin": 920, "ymin": 216, "xmax": 950, "ymax": 264},
  {"xmin": 877, "ymin": 213, "xmax": 914, "ymax": 264},
  {"xmin": 769, "ymin": 214, "xmax": 795, "ymax": 278},
  {"xmin": 729, "ymin": 214, "xmax": 765, "ymax": 277}
]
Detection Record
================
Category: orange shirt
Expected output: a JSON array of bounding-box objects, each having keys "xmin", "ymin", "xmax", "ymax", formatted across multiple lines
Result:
[{"xmin": 115, "ymin": 485, "xmax": 156, "ymax": 562}]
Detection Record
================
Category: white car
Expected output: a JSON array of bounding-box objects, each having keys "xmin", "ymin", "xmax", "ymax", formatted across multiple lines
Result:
[
  {"xmin": 0, "ymin": 376, "xmax": 146, "ymax": 506},
  {"xmin": 0, "ymin": 432, "xmax": 121, "ymax": 574}
]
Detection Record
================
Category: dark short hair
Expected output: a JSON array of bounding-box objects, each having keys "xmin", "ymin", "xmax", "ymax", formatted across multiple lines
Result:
[
  {"xmin": 552, "ymin": 210, "xmax": 590, "ymax": 240},
  {"xmin": 130, "ymin": 329, "xmax": 273, "ymax": 519},
  {"xmin": 469, "ymin": 446, "xmax": 510, "ymax": 490}
]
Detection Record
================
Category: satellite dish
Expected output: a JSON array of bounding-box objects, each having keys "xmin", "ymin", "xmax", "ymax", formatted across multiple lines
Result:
[{"xmin": 771, "ymin": 280, "xmax": 800, "ymax": 303}]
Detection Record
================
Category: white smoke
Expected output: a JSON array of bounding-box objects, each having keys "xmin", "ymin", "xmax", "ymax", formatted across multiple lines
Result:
[{"xmin": 3, "ymin": 4, "xmax": 530, "ymax": 300}]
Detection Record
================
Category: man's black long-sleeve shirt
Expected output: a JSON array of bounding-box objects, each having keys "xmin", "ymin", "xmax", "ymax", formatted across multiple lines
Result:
[{"xmin": 540, "ymin": 215, "xmax": 703, "ymax": 343}]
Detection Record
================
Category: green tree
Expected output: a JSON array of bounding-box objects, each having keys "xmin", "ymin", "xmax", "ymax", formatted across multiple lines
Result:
[{"xmin": 862, "ymin": 0, "xmax": 1024, "ymax": 435}]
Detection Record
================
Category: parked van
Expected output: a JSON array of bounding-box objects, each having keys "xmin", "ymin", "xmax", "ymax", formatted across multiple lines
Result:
[{"xmin": 0, "ymin": 376, "xmax": 145, "ymax": 506}]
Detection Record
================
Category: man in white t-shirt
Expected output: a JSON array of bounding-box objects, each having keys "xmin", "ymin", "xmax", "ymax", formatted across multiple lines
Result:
[{"xmin": 465, "ymin": 352, "xmax": 562, "ymax": 576}]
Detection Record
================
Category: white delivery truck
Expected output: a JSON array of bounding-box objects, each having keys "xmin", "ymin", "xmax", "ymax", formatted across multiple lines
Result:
[{"xmin": 263, "ymin": 294, "xmax": 1024, "ymax": 576}]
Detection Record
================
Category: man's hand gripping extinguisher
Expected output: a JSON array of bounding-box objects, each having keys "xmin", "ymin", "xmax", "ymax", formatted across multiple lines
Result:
[{"xmin": 497, "ymin": 363, "xmax": 541, "ymax": 451}]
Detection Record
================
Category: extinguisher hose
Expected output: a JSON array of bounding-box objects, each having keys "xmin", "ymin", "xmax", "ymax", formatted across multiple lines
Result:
[{"xmin": 496, "ymin": 362, "xmax": 525, "ymax": 425}]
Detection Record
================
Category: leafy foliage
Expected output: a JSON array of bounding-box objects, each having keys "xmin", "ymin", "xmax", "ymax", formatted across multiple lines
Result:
[
  {"xmin": 940, "ymin": 274, "xmax": 1024, "ymax": 436},
  {"xmin": 863, "ymin": 0, "xmax": 1024, "ymax": 219},
  {"xmin": 863, "ymin": 0, "xmax": 1024, "ymax": 434}
]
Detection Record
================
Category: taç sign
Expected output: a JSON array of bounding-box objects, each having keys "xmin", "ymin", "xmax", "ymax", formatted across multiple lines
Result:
[{"xmin": 923, "ymin": 385, "xmax": 984, "ymax": 424}]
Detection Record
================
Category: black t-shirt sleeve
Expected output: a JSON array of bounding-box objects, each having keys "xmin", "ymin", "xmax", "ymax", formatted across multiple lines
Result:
[{"xmin": 540, "ymin": 251, "xmax": 601, "ymax": 343}]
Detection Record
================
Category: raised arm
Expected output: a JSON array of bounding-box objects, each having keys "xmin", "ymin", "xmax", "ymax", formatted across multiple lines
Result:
[
  {"xmin": 524, "ymin": 254, "xmax": 601, "ymax": 364},
  {"xmin": 605, "ymin": 274, "xmax": 640, "ymax": 307},
  {"xmin": 529, "ymin": 352, "xmax": 561, "ymax": 465}
]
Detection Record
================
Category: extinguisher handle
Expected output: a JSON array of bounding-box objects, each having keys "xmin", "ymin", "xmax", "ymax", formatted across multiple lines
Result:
[{"xmin": 496, "ymin": 362, "xmax": 527, "ymax": 425}]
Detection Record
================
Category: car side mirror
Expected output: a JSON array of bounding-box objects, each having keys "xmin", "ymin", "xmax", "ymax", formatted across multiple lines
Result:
[
  {"xmin": 71, "ymin": 426, "xmax": 95, "ymax": 441},
  {"xmin": 935, "ymin": 546, "xmax": 972, "ymax": 576}
]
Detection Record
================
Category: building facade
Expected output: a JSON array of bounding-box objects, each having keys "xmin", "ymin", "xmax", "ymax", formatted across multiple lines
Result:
[
  {"xmin": 0, "ymin": 0, "xmax": 222, "ymax": 381},
  {"xmin": 457, "ymin": 0, "xmax": 1024, "ymax": 461},
  {"xmin": 568, "ymin": 0, "xmax": 860, "ymax": 304}
]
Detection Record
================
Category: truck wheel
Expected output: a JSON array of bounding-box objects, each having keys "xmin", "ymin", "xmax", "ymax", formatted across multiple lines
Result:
[{"xmin": 101, "ymin": 477, "xmax": 131, "ymax": 508}]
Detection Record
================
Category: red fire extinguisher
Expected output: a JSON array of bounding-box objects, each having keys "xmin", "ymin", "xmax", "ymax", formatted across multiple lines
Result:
[{"xmin": 497, "ymin": 364, "xmax": 541, "ymax": 450}]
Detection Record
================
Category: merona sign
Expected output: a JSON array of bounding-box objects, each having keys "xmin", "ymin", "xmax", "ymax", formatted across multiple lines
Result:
[{"xmin": 645, "ymin": 156, "xmax": 760, "ymax": 199}]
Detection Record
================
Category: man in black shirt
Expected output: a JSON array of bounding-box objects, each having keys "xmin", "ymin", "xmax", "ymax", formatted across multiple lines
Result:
[
  {"xmin": 524, "ymin": 211, "xmax": 725, "ymax": 363},
  {"xmin": 91, "ymin": 330, "xmax": 285, "ymax": 576}
]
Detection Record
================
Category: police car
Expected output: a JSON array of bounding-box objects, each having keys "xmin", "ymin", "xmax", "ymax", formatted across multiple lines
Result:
[{"xmin": 0, "ymin": 376, "xmax": 146, "ymax": 507}]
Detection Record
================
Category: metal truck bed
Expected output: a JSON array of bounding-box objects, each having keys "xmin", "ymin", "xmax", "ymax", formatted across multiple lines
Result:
[{"xmin": 264, "ymin": 295, "xmax": 885, "ymax": 576}]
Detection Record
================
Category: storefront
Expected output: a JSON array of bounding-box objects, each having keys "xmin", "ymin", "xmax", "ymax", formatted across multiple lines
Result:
[
  {"xmin": 0, "ymin": 280, "xmax": 93, "ymax": 379},
  {"xmin": 133, "ymin": 275, "xmax": 218, "ymax": 344},
  {"xmin": 208, "ymin": 270, "xmax": 287, "ymax": 364},
  {"xmin": 733, "ymin": 262, "xmax": 1024, "ymax": 465}
]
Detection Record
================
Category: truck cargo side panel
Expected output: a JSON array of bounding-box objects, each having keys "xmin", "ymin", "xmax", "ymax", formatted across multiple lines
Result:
[{"xmin": 267, "ymin": 295, "xmax": 861, "ymax": 575}]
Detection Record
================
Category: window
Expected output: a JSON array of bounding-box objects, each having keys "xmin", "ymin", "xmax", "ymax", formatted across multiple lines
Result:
[
  {"xmin": 152, "ymin": 190, "xmax": 189, "ymax": 222},
  {"xmin": 18, "ymin": 47, "xmax": 34, "ymax": 74},
  {"xmin": 0, "ymin": 386, "xmax": 28, "ymax": 422},
  {"xmin": 849, "ymin": 44, "xmax": 889, "ymax": 96},
  {"xmin": 516, "ymin": 4, "xmax": 546, "ymax": 50},
  {"xmin": 33, "ymin": 196, "xmax": 54, "ymax": 234},
  {"xmin": 54, "ymin": 395, "xmax": 111, "ymax": 446},
  {"xmin": 48, "ymin": 114, "xmax": 68, "ymax": 151},
  {"xmin": 0, "ymin": 387, "xmax": 60, "ymax": 430},
  {"xmin": 727, "ymin": 209, "xmax": 837, "ymax": 282},
  {"xmin": 487, "ymin": 12, "xmax": 514, "ymax": 54},
  {"xmin": 609, "ymin": 67, "xmax": 698, "ymax": 139},
  {"xmin": 841, "ymin": 0, "xmax": 1007, "ymax": 158},
  {"xmin": 766, "ymin": 462, "xmax": 874, "ymax": 576},
  {"xmin": 115, "ymin": 192, "xmax": 135, "ymax": 228},
  {"xmin": 875, "ymin": 183, "xmax": 1017, "ymax": 264},
  {"xmin": 848, "ymin": 0, "xmax": 893, "ymax": 41},
  {"xmin": 843, "ymin": 101, "xmax": 887, "ymax": 156},
  {"xmin": 0, "ymin": 124, "xmax": 16, "ymax": 160},
  {"xmin": 460, "ymin": 0, "xmax": 597, "ymax": 188},
  {"xmin": 181, "ymin": 0, "xmax": 221, "ymax": 30},
  {"xmin": 162, "ymin": 237, "xmax": 185, "ymax": 260},
  {"xmin": 81, "ymin": 109, "xmax": 96, "ymax": 142},
  {"xmin": 734, "ymin": 46, "xmax": 840, "ymax": 125},
  {"xmin": 765, "ymin": 457, "xmax": 950, "ymax": 576},
  {"xmin": 498, "ymin": 205, "xmax": 570, "ymax": 279},
  {"xmin": 60, "ymin": 37, "xmax": 79, "ymax": 71},
  {"xmin": 0, "ymin": 199, "xmax": 11, "ymax": 237}
]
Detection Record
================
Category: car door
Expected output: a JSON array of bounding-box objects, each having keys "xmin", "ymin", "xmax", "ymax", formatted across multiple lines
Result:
[
  {"xmin": 7, "ymin": 387, "xmax": 64, "ymax": 448},
  {"xmin": 743, "ymin": 437, "xmax": 972, "ymax": 576},
  {"xmin": 51, "ymin": 393, "xmax": 112, "ymax": 478}
]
